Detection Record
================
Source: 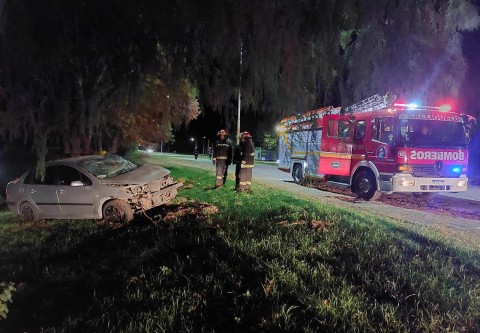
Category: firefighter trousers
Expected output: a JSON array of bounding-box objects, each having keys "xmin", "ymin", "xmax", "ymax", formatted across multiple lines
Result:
[
  {"xmin": 239, "ymin": 168, "xmax": 252, "ymax": 191},
  {"xmin": 215, "ymin": 160, "xmax": 229, "ymax": 187},
  {"xmin": 235, "ymin": 164, "xmax": 241, "ymax": 190}
]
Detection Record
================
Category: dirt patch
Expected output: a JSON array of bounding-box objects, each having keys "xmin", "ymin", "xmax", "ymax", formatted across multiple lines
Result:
[
  {"xmin": 307, "ymin": 181, "xmax": 480, "ymax": 220},
  {"xmin": 145, "ymin": 199, "xmax": 220, "ymax": 224}
]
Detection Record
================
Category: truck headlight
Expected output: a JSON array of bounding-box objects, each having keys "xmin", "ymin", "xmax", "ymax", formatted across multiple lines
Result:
[
  {"xmin": 457, "ymin": 180, "xmax": 467, "ymax": 187},
  {"xmin": 397, "ymin": 179, "xmax": 415, "ymax": 187}
]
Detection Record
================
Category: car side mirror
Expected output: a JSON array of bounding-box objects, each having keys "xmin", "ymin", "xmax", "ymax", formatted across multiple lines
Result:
[{"xmin": 70, "ymin": 181, "xmax": 84, "ymax": 187}]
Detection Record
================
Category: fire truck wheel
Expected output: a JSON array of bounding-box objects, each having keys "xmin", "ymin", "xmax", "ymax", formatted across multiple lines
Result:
[
  {"xmin": 292, "ymin": 164, "xmax": 304, "ymax": 184},
  {"xmin": 412, "ymin": 192, "xmax": 438, "ymax": 200},
  {"xmin": 353, "ymin": 170, "xmax": 381, "ymax": 201}
]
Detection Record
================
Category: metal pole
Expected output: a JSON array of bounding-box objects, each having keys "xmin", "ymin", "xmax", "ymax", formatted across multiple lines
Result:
[{"xmin": 237, "ymin": 40, "xmax": 243, "ymax": 145}]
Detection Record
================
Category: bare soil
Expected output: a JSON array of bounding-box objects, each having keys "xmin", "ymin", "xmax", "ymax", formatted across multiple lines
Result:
[{"xmin": 311, "ymin": 182, "xmax": 480, "ymax": 220}]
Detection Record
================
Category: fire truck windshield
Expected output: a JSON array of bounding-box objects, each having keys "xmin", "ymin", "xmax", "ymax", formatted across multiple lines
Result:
[{"xmin": 399, "ymin": 119, "xmax": 468, "ymax": 148}]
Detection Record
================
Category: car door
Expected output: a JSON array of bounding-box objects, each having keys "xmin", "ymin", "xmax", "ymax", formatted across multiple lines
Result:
[
  {"xmin": 56, "ymin": 165, "xmax": 96, "ymax": 218},
  {"xmin": 23, "ymin": 166, "xmax": 61, "ymax": 217}
]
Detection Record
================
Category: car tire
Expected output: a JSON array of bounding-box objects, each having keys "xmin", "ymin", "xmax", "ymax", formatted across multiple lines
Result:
[
  {"xmin": 292, "ymin": 164, "xmax": 303, "ymax": 184},
  {"xmin": 353, "ymin": 170, "xmax": 381, "ymax": 201},
  {"xmin": 412, "ymin": 192, "xmax": 437, "ymax": 200},
  {"xmin": 19, "ymin": 202, "xmax": 41, "ymax": 223},
  {"xmin": 102, "ymin": 199, "xmax": 134, "ymax": 223}
]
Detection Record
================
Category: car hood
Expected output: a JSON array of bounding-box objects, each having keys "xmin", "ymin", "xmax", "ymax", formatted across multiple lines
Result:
[{"xmin": 98, "ymin": 164, "xmax": 171, "ymax": 185}]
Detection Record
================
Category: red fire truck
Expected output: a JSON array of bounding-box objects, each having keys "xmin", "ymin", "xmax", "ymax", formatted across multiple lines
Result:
[{"xmin": 277, "ymin": 93, "xmax": 476, "ymax": 200}]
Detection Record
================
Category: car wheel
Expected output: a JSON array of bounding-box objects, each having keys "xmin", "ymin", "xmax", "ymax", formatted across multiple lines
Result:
[
  {"xmin": 412, "ymin": 192, "xmax": 437, "ymax": 200},
  {"xmin": 353, "ymin": 170, "xmax": 381, "ymax": 201},
  {"xmin": 19, "ymin": 202, "xmax": 41, "ymax": 223},
  {"xmin": 292, "ymin": 164, "xmax": 303, "ymax": 184},
  {"xmin": 102, "ymin": 199, "xmax": 134, "ymax": 223}
]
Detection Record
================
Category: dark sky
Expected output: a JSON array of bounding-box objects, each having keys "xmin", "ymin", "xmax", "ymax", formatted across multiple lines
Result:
[
  {"xmin": 172, "ymin": 107, "xmax": 273, "ymax": 153},
  {"xmin": 460, "ymin": 28, "xmax": 480, "ymax": 114}
]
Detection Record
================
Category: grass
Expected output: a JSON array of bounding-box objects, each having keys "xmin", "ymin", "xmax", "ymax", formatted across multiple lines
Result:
[{"xmin": 0, "ymin": 153, "xmax": 479, "ymax": 332}]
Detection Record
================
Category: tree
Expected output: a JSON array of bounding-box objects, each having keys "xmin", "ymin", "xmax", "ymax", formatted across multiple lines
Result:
[
  {"xmin": 0, "ymin": 0, "xmax": 200, "ymax": 176},
  {"xmin": 261, "ymin": 134, "xmax": 278, "ymax": 151},
  {"xmin": 1, "ymin": 0, "xmax": 478, "ymax": 176}
]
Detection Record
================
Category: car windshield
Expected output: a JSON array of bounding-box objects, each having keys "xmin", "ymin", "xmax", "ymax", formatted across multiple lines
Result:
[
  {"xmin": 398, "ymin": 118, "xmax": 468, "ymax": 148},
  {"xmin": 79, "ymin": 154, "xmax": 138, "ymax": 178}
]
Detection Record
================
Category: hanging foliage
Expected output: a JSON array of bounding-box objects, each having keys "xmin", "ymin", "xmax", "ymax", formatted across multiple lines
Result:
[{"xmin": 0, "ymin": 0, "xmax": 478, "ymax": 169}]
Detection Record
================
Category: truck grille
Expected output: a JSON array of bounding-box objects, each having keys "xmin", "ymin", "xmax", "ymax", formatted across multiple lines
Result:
[{"xmin": 412, "ymin": 165, "xmax": 458, "ymax": 178}]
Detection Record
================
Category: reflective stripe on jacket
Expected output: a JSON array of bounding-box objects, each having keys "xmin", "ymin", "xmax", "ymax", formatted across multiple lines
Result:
[
  {"xmin": 213, "ymin": 139, "xmax": 232, "ymax": 160},
  {"xmin": 241, "ymin": 138, "xmax": 254, "ymax": 168}
]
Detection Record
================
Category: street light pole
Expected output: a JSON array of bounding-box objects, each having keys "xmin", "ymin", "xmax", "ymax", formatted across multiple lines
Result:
[{"xmin": 237, "ymin": 40, "xmax": 243, "ymax": 145}]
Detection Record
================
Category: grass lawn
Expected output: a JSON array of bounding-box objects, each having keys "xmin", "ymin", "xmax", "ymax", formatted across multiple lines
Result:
[{"xmin": 0, "ymin": 153, "xmax": 479, "ymax": 332}]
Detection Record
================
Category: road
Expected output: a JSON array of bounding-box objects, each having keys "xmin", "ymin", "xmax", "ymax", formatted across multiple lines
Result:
[{"xmin": 141, "ymin": 152, "xmax": 480, "ymax": 248}]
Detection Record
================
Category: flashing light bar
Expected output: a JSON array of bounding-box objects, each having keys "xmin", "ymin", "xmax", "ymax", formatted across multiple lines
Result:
[
  {"xmin": 393, "ymin": 103, "xmax": 453, "ymax": 112},
  {"xmin": 451, "ymin": 166, "xmax": 461, "ymax": 173},
  {"xmin": 438, "ymin": 104, "xmax": 452, "ymax": 112},
  {"xmin": 393, "ymin": 103, "xmax": 419, "ymax": 108}
]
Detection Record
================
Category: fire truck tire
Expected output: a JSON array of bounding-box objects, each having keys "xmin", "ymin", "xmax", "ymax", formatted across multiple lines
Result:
[
  {"xmin": 292, "ymin": 164, "xmax": 304, "ymax": 184},
  {"xmin": 353, "ymin": 170, "xmax": 381, "ymax": 201},
  {"xmin": 412, "ymin": 192, "xmax": 438, "ymax": 200}
]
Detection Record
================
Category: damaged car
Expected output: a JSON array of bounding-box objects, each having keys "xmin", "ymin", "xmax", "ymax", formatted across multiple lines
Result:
[{"xmin": 6, "ymin": 154, "xmax": 182, "ymax": 223}]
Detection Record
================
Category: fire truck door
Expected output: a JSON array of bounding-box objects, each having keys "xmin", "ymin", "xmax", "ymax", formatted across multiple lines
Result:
[
  {"xmin": 366, "ymin": 116, "xmax": 397, "ymax": 174},
  {"xmin": 305, "ymin": 129, "xmax": 322, "ymax": 175},
  {"xmin": 318, "ymin": 114, "xmax": 353, "ymax": 176}
]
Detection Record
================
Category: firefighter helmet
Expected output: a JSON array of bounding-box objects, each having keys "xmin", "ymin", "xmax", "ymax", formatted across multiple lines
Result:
[
  {"xmin": 241, "ymin": 131, "xmax": 251, "ymax": 138},
  {"xmin": 217, "ymin": 129, "xmax": 228, "ymax": 136}
]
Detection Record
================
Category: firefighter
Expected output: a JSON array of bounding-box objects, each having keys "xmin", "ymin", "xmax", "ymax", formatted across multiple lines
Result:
[
  {"xmin": 411, "ymin": 124, "xmax": 430, "ymax": 142},
  {"xmin": 232, "ymin": 134, "xmax": 244, "ymax": 191},
  {"xmin": 238, "ymin": 131, "xmax": 255, "ymax": 191},
  {"xmin": 212, "ymin": 129, "xmax": 233, "ymax": 187},
  {"xmin": 193, "ymin": 145, "xmax": 199, "ymax": 160}
]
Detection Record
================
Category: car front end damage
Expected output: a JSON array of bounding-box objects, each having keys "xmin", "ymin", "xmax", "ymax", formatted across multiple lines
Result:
[{"xmin": 118, "ymin": 175, "xmax": 183, "ymax": 213}]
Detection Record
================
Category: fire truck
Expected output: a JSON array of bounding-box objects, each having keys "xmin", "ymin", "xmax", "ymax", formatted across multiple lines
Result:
[{"xmin": 277, "ymin": 93, "xmax": 476, "ymax": 200}]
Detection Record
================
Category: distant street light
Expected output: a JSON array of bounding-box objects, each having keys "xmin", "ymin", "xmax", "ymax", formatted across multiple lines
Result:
[{"xmin": 202, "ymin": 136, "xmax": 206, "ymax": 154}]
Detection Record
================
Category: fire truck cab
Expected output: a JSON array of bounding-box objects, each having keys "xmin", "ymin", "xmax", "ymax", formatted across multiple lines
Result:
[{"xmin": 277, "ymin": 94, "xmax": 475, "ymax": 200}]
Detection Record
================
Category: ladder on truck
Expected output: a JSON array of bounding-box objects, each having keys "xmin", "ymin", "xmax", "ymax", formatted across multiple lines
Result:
[
  {"xmin": 281, "ymin": 92, "xmax": 396, "ymax": 127},
  {"xmin": 343, "ymin": 92, "xmax": 396, "ymax": 114}
]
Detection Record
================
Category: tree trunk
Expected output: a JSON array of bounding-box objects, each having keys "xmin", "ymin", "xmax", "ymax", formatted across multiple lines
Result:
[
  {"xmin": 63, "ymin": 137, "xmax": 71, "ymax": 156},
  {"xmin": 108, "ymin": 134, "xmax": 118, "ymax": 153},
  {"xmin": 81, "ymin": 134, "xmax": 91, "ymax": 155},
  {"xmin": 70, "ymin": 134, "xmax": 81, "ymax": 156}
]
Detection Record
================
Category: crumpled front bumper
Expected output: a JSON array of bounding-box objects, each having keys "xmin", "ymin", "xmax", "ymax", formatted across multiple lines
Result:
[{"xmin": 131, "ymin": 181, "xmax": 183, "ymax": 212}]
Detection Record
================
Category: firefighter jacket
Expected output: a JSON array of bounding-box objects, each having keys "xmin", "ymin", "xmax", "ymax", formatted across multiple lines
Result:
[
  {"xmin": 240, "ymin": 137, "xmax": 255, "ymax": 168},
  {"xmin": 213, "ymin": 138, "xmax": 233, "ymax": 164},
  {"xmin": 233, "ymin": 143, "xmax": 243, "ymax": 165}
]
